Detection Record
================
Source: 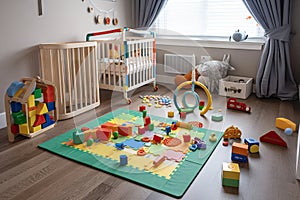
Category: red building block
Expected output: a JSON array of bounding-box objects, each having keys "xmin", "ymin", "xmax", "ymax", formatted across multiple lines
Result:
[
  {"xmin": 33, "ymin": 115, "xmax": 46, "ymax": 126},
  {"xmin": 118, "ymin": 125, "xmax": 133, "ymax": 136},
  {"xmin": 42, "ymin": 85, "xmax": 55, "ymax": 102},
  {"xmin": 139, "ymin": 105, "xmax": 146, "ymax": 112},
  {"xmin": 153, "ymin": 134, "xmax": 163, "ymax": 143},
  {"xmin": 11, "ymin": 124, "xmax": 19, "ymax": 135},
  {"xmin": 96, "ymin": 128, "xmax": 112, "ymax": 141},
  {"xmin": 260, "ymin": 130, "xmax": 287, "ymax": 147},
  {"xmin": 144, "ymin": 116, "xmax": 151, "ymax": 126}
]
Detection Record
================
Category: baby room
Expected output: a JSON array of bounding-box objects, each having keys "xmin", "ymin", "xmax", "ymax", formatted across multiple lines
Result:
[{"xmin": 0, "ymin": 0, "xmax": 300, "ymax": 200}]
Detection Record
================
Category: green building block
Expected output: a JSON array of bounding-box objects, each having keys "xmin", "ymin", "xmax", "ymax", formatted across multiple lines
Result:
[
  {"xmin": 33, "ymin": 88, "xmax": 42, "ymax": 99},
  {"xmin": 12, "ymin": 111, "xmax": 27, "ymax": 125},
  {"xmin": 148, "ymin": 123, "xmax": 154, "ymax": 131},
  {"xmin": 73, "ymin": 131, "xmax": 85, "ymax": 144},
  {"xmin": 222, "ymin": 178, "xmax": 239, "ymax": 187}
]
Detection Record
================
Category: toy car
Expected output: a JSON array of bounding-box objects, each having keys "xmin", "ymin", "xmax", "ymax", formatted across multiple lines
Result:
[{"xmin": 227, "ymin": 98, "xmax": 251, "ymax": 113}]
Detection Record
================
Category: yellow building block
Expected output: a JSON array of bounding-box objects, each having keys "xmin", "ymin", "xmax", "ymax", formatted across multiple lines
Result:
[
  {"xmin": 28, "ymin": 114, "xmax": 36, "ymax": 127},
  {"xmin": 19, "ymin": 123, "xmax": 29, "ymax": 134},
  {"xmin": 13, "ymin": 88, "xmax": 24, "ymax": 98},
  {"xmin": 27, "ymin": 94, "xmax": 35, "ymax": 108},
  {"xmin": 222, "ymin": 162, "xmax": 240, "ymax": 180},
  {"xmin": 36, "ymin": 103, "xmax": 48, "ymax": 115},
  {"xmin": 30, "ymin": 125, "xmax": 42, "ymax": 133},
  {"xmin": 28, "ymin": 108, "xmax": 36, "ymax": 118},
  {"xmin": 232, "ymin": 142, "xmax": 248, "ymax": 156},
  {"xmin": 276, "ymin": 117, "xmax": 296, "ymax": 132},
  {"xmin": 168, "ymin": 111, "xmax": 174, "ymax": 118}
]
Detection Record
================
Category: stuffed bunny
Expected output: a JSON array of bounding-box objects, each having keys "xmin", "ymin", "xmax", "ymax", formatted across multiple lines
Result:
[{"xmin": 196, "ymin": 54, "xmax": 235, "ymax": 92}]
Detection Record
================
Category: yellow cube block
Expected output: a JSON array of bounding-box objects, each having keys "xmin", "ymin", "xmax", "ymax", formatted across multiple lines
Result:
[
  {"xmin": 30, "ymin": 125, "xmax": 41, "ymax": 133},
  {"xmin": 19, "ymin": 123, "xmax": 29, "ymax": 134},
  {"xmin": 222, "ymin": 162, "xmax": 240, "ymax": 180},
  {"xmin": 168, "ymin": 111, "xmax": 174, "ymax": 118},
  {"xmin": 27, "ymin": 95, "xmax": 35, "ymax": 108}
]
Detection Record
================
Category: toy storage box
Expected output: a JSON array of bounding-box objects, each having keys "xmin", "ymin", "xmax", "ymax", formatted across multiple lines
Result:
[
  {"xmin": 39, "ymin": 42, "xmax": 100, "ymax": 120},
  {"xmin": 5, "ymin": 77, "xmax": 58, "ymax": 142},
  {"xmin": 219, "ymin": 76, "xmax": 253, "ymax": 99}
]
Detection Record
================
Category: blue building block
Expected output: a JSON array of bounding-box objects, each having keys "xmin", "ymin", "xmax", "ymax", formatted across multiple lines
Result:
[
  {"xmin": 11, "ymin": 101, "xmax": 22, "ymax": 112},
  {"xmin": 46, "ymin": 101, "xmax": 55, "ymax": 111},
  {"xmin": 120, "ymin": 154, "xmax": 128, "ymax": 166},
  {"xmin": 41, "ymin": 113, "xmax": 55, "ymax": 129},
  {"xmin": 231, "ymin": 153, "xmax": 248, "ymax": 163},
  {"xmin": 115, "ymin": 142, "xmax": 125, "ymax": 150},
  {"xmin": 7, "ymin": 81, "xmax": 24, "ymax": 97},
  {"xmin": 244, "ymin": 138, "xmax": 259, "ymax": 154},
  {"xmin": 165, "ymin": 126, "xmax": 171, "ymax": 135},
  {"xmin": 73, "ymin": 131, "xmax": 85, "ymax": 144}
]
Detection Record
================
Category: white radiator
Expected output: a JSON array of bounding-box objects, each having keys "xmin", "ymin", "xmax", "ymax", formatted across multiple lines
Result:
[{"xmin": 164, "ymin": 54, "xmax": 195, "ymax": 74}]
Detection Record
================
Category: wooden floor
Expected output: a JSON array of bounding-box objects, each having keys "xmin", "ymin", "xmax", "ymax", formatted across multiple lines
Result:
[{"xmin": 1, "ymin": 83, "xmax": 300, "ymax": 200}]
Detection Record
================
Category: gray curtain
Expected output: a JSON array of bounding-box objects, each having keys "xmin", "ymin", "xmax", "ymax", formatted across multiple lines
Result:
[
  {"xmin": 133, "ymin": 0, "xmax": 168, "ymax": 28},
  {"xmin": 243, "ymin": 0, "xmax": 298, "ymax": 100}
]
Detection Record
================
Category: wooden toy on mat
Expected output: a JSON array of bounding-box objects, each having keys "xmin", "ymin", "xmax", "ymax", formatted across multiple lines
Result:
[
  {"xmin": 5, "ymin": 77, "xmax": 58, "ymax": 142},
  {"xmin": 244, "ymin": 138, "xmax": 259, "ymax": 154},
  {"xmin": 231, "ymin": 142, "xmax": 248, "ymax": 163},
  {"xmin": 173, "ymin": 66, "xmax": 212, "ymax": 116}
]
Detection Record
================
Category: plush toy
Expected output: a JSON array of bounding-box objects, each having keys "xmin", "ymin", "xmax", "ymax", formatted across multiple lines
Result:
[{"xmin": 174, "ymin": 54, "xmax": 235, "ymax": 92}]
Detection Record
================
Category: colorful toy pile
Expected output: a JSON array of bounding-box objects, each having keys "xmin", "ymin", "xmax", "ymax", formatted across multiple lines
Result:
[
  {"xmin": 139, "ymin": 95, "xmax": 172, "ymax": 108},
  {"xmin": 5, "ymin": 77, "xmax": 57, "ymax": 142}
]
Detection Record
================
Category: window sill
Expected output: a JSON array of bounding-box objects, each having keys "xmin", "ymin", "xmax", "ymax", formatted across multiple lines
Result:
[{"xmin": 156, "ymin": 36, "xmax": 265, "ymax": 51}]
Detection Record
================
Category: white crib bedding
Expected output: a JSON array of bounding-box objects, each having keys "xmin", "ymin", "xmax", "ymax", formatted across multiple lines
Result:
[{"xmin": 99, "ymin": 57, "xmax": 152, "ymax": 75}]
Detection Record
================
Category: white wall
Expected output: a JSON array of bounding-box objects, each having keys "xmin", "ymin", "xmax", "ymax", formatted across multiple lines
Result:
[{"xmin": 0, "ymin": 0, "xmax": 132, "ymax": 113}]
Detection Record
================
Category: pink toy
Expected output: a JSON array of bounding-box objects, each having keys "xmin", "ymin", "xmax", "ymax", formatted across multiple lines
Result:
[
  {"xmin": 153, "ymin": 155, "xmax": 165, "ymax": 167},
  {"xmin": 180, "ymin": 112, "xmax": 186, "ymax": 119},
  {"xmin": 183, "ymin": 134, "xmax": 191, "ymax": 143},
  {"xmin": 138, "ymin": 126, "xmax": 145, "ymax": 134}
]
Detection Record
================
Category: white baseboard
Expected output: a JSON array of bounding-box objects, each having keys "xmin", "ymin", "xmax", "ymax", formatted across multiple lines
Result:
[
  {"xmin": 156, "ymin": 75, "xmax": 174, "ymax": 84},
  {"xmin": 0, "ymin": 112, "xmax": 7, "ymax": 129}
]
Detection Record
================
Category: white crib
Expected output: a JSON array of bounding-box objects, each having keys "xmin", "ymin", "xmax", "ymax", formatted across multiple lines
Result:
[{"xmin": 86, "ymin": 27, "xmax": 158, "ymax": 104}]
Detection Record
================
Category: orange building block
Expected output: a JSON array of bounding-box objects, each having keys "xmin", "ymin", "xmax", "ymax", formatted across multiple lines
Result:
[
  {"xmin": 36, "ymin": 103, "xmax": 48, "ymax": 115},
  {"xmin": 101, "ymin": 122, "xmax": 118, "ymax": 132},
  {"xmin": 232, "ymin": 142, "xmax": 248, "ymax": 156}
]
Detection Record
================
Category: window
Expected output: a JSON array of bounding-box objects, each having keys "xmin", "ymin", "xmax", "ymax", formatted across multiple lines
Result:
[{"xmin": 152, "ymin": 0, "xmax": 264, "ymax": 38}]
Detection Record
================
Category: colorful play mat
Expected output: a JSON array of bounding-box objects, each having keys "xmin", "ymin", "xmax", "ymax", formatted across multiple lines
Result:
[{"xmin": 39, "ymin": 108, "xmax": 223, "ymax": 198}]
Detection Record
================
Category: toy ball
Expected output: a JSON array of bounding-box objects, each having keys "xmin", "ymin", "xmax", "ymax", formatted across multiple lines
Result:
[
  {"xmin": 232, "ymin": 30, "xmax": 248, "ymax": 42},
  {"xmin": 284, "ymin": 128, "xmax": 293, "ymax": 135}
]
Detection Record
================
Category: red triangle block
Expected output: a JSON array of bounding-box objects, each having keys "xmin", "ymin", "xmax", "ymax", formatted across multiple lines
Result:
[
  {"xmin": 33, "ymin": 115, "xmax": 46, "ymax": 127},
  {"xmin": 260, "ymin": 130, "xmax": 287, "ymax": 147}
]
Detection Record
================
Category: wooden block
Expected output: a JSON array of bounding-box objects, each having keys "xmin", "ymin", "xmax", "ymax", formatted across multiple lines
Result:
[
  {"xmin": 101, "ymin": 122, "xmax": 118, "ymax": 132},
  {"xmin": 96, "ymin": 128, "xmax": 112, "ymax": 141},
  {"xmin": 36, "ymin": 103, "xmax": 48, "ymax": 115},
  {"xmin": 276, "ymin": 117, "xmax": 296, "ymax": 132},
  {"xmin": 30, "ymin": 125, "xmax": 42, "ymax": 133},
  {"xmin": 27, "ymin": 95, "xmax": 35, "ymax": 108},
  {"xmin": 118, "ymin": 125, "xmax": 132, "ymax": 136},
  {"xmin": 153, "ymin": 155, "xmax": 165, "ymax": 167},
  {"xmin": 19, "ymin": 123, "xmax": 29, "ymax": 134},
  {"xmin": 222, "ymin": 178, "xmax": 239, "ymax": 187},
  {"xmin": 33, "ymin": 115, "xmax": 46, "ymax": 126},
  {"xmin": 183, "ymin": 134, "xmax": 191, "ymax": 143},
  {"xmin": 138, "ymin": 126, "xmax": 145, "ymax": 134},
  {"xmin": 28, "ymin": 114, "xmax": 36, "ymax": 127},
  {"xmin": 33, "ymin": 88, "xmax": 42, "ymax": 99},
  {"xmin": 13, "ymin": 88, "xmax": 24, "ymax": 98},
  {"xmin": 11, "ymin": 124, "xmax": 19, "ymax": 134},
  {"xmin": 222, "ymin": 162, "xmax": 240, "ymax": 180},
  {"xmin": 10, "ymin": 101, "xmax": 22, "ymax": 112},
  {"xmin": 7, "ymin": 81, "xmax": 24, "ymax": 97},
  {"xmin": 232, "ymin": 142, "xmax": 248, "ymax": 156},
  {"xmin": 168, "ymin": 111, "xmax": 174, "ymax": 118},
  {"xmin": 28, "ymin": 107, "xmax": 37, "ymax": 118}
]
